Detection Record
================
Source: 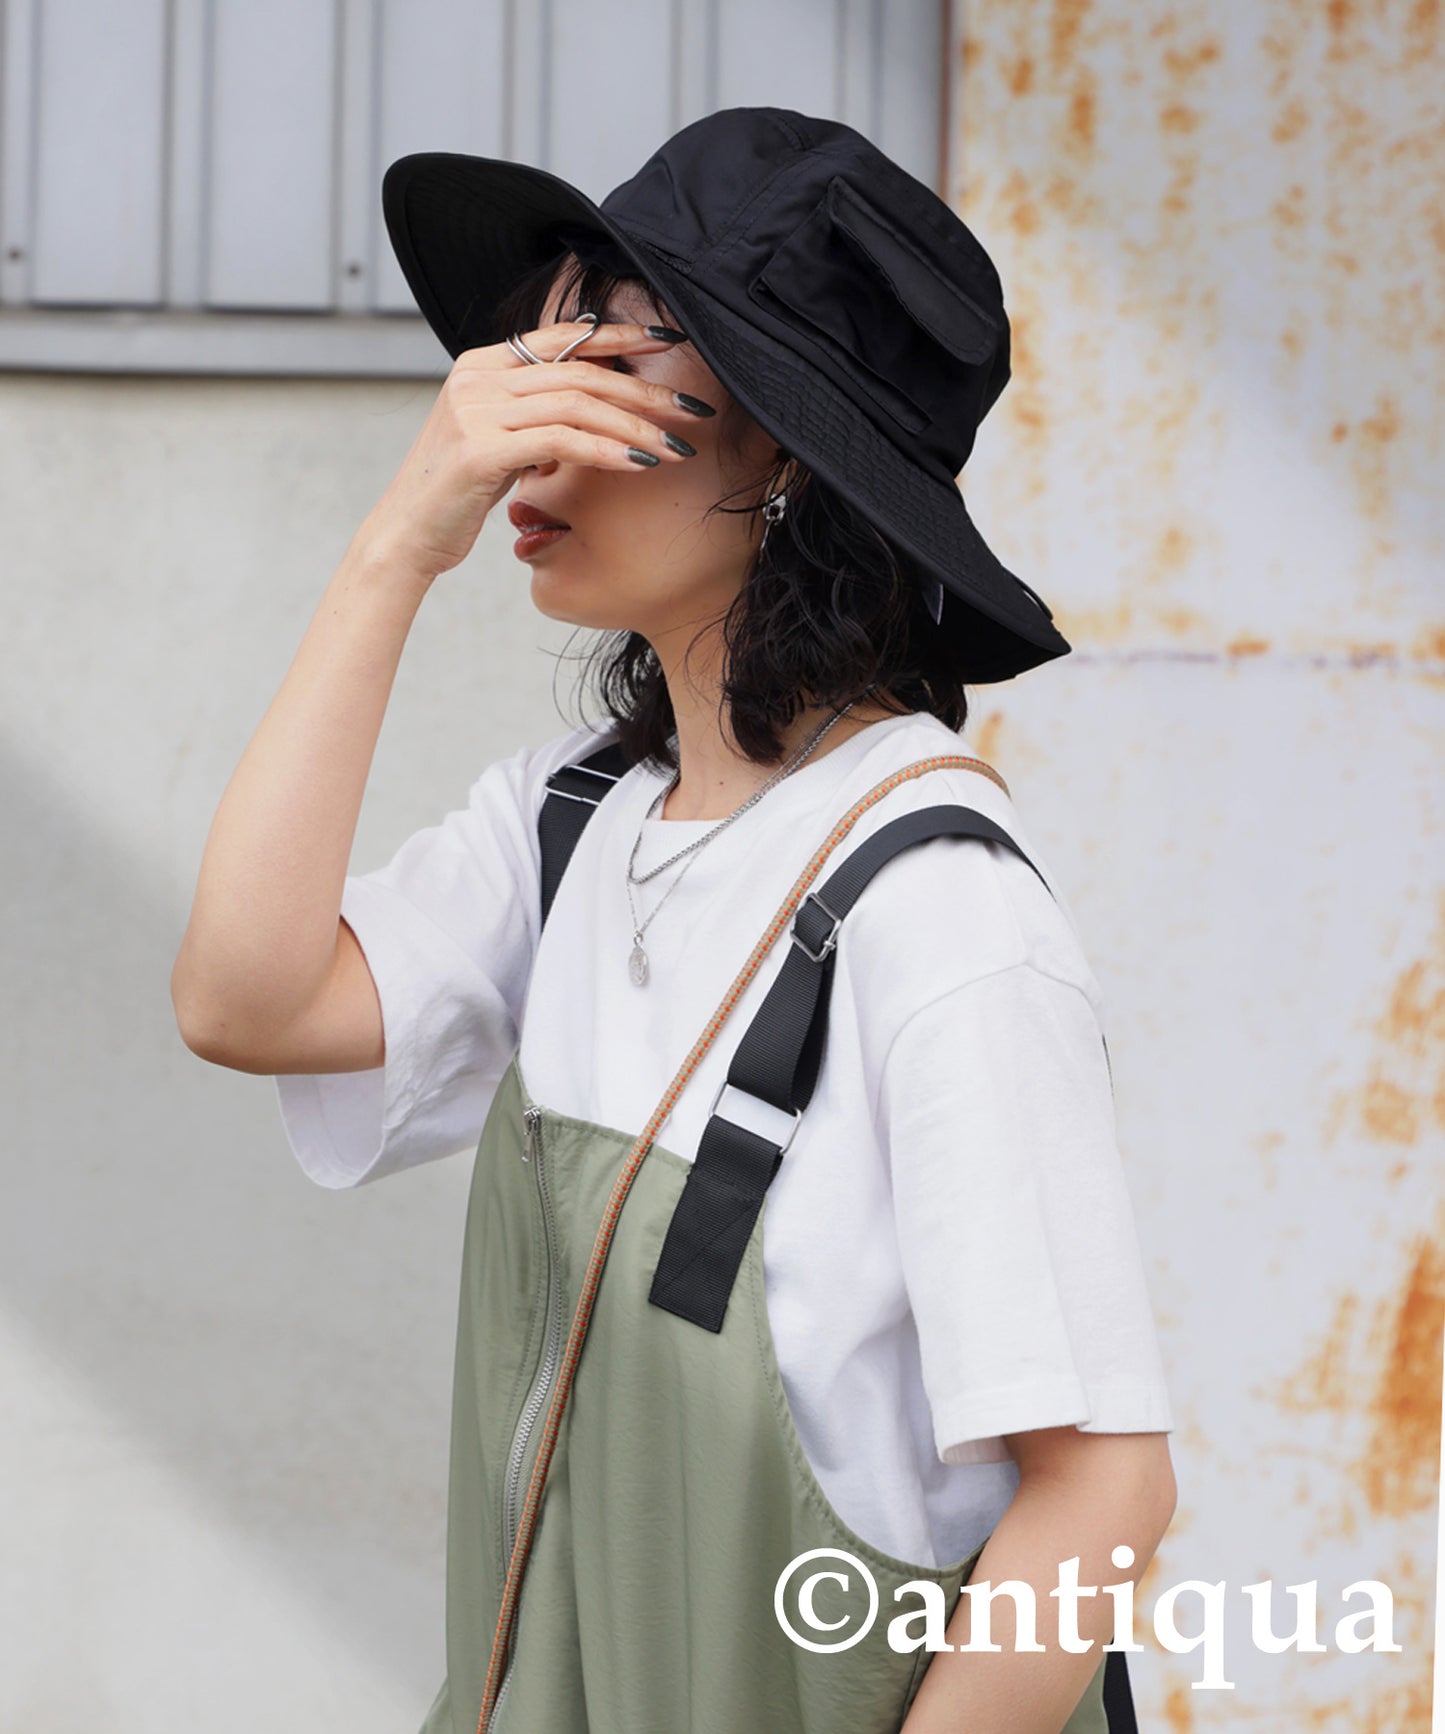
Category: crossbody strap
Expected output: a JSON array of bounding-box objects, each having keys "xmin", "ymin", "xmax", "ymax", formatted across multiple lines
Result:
[{"xmin": 647, "ymin": 803, "xmax": 1062, "ymax": 1332}]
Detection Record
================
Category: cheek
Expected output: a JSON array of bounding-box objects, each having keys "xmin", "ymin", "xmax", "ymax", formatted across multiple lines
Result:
[{"xmin": 605, "ymin": 448, "xmax": 732, "ymax": 539}]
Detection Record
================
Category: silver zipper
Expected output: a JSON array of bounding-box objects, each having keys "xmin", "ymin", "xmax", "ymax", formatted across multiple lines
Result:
[{"xmin": 491, "ymin": 1102, "xmax": 562, "ymax": 1729}]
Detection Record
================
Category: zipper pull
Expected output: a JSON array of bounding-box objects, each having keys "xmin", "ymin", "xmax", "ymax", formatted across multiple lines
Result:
[{"xmin": 522, "ymin": 1105, "xmax": 540, "ymax": 1163}]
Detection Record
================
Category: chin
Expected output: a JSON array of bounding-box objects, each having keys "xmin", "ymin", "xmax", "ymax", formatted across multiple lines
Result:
[{"xmin": 529, "ymin": 575, "xmax": 633, "ymax": 634}]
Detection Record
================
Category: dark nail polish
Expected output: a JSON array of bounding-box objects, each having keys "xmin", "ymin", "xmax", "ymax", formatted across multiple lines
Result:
[
  {"xmin": 645, "ymin": 324, "xmax": 687, "ymax": 343},
  {"xmin": 627, "ymin": 446, "xmax": 661, "ymax": 466},
  {"xmin": 673, "ymin": 391, "xmax": 717, "ymax": 417},
  {"xmin": 662, "ymin": 431, "xmax": 697, "ymax": 457}
]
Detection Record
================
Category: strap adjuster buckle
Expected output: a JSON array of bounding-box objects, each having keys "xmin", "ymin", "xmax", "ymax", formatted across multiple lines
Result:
[
  {"xmin": 791, "ymin": 889, "xmax": 842, "ymax": 964},
  {"xmin": 707, "ymin": 1077, "xmax": 803, "ymax": 1157}
]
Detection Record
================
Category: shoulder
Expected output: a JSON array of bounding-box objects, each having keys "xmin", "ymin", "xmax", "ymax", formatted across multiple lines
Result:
[
  {"xmin": 461, "ymin": 715, "xmax": 619, "ymax": 831},
  {"xmin": 354, "ymin": 716, "xmax": 618, "ymax": 904},
  {"xmin": 830, "ymin": 718, "xmax": 1104, "ymax": 1013}
]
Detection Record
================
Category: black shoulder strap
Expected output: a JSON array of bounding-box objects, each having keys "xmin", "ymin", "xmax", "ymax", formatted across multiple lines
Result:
[
  {"xmin": 538, "ymin": 737, "xmax": 634, "ymax": 927},
  {"xmin": 647, "ymin": 804, "xmax": 1057, "ymax": 1332}
]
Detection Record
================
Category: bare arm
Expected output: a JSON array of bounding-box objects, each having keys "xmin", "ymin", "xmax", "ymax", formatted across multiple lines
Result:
[
  {"xmin": 170, "ymin": 537, "xmax": 432, "ymax": 1075},
  {"xmin": 170, "ymin": 315, "xmax": 707, "ymax": 1076},
  {"xmin": 900, "ymin": 1428, "xmax": 1177, "ymax": 1734}
]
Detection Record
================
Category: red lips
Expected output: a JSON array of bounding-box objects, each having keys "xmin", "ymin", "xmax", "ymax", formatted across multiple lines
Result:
[{"xmin": 508, "ymin": 500, "xmax": 571, "ymax": 532}]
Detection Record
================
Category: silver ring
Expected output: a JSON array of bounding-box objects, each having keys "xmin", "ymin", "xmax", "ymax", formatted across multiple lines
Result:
[
  {"xmin": 506, "ymin": 331, "xmax": 547, "ymax": 365},
  {"xmin": 506, "ymin": 311, "xmax": 601, "ymax": 366}
]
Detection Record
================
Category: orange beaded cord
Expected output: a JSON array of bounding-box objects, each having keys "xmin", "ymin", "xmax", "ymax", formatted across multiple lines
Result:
[{"xmin": 474, "ymin": 752, "xmax": 1007, "ymax": 1731}]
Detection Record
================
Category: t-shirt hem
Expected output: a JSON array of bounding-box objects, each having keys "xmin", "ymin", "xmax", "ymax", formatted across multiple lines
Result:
[
  {"xmin": 934, "ymin": 1379, "xmax": 1175, "ymax": 1464},
  {"xmin": 272, "ymin": 879, "xmax": 427, "ymax": 1189}
]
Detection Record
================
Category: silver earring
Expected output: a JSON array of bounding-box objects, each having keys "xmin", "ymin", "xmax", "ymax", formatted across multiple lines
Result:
[{"xmin": 759, "ymin": 488, "xmax": 788, "ymax": 554}]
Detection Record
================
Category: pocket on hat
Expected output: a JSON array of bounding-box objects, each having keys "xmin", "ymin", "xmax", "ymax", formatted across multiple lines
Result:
[{"xmin": 750, "ymin": 175, "xmax": 1000, "ymax": 438}]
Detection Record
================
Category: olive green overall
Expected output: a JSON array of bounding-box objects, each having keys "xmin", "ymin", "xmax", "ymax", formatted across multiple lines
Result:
[{"xmin": 416, "ymin": 753, "xmax": 1117, "ymax": 1734}]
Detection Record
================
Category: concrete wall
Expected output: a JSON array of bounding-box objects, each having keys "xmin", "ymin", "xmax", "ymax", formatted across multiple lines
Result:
[
  {"xmin": 1, "ymin": 2, "xmax": 1440, "ymax": 1727},
  {"xmin": 0, "ymin": 368, "xmax": 587, "ymax": 1724}
]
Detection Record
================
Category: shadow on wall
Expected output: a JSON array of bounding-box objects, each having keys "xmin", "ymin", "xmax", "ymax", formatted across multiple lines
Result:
[{"xmin": 0, "ymin": 734, "xmax": 467, "ymax": 1698}]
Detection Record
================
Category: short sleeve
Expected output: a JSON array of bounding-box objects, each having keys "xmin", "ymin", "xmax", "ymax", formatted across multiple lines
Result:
[
  {"xmin": 879, "ymin": 962, "xmax": 1174, "ymax": 1465},
  {"xmin": 273, "ymin": 718, "xmax": 612, "ymax": 1189}
]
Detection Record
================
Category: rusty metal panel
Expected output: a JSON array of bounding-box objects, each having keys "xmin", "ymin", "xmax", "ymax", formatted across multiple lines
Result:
[{"xmin": 950, "ymin": 1, "xmax": 1443, "ymax": 1724}]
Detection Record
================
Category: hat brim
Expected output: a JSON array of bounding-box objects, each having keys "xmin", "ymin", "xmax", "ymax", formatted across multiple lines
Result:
[{"xmin": 383, "ymin": 152, "xmax": 1071, "ymax": 683}]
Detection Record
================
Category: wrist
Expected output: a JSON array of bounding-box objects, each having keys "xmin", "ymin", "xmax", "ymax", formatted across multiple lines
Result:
[{"xmin": 339, "ymin": 527, "xmax": 438, "ymax": 605}]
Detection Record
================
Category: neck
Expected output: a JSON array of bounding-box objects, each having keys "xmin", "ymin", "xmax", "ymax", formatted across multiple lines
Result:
[{"xmin": 656, "ymin": 658, "xmax": 898, "ymax": 823}]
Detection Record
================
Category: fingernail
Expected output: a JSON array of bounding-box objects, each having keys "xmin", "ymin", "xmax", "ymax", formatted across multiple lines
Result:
[
  {"xmin": 673, "ymin": 392, "xmax": 716, "ymax": 417},
  {"xmin": 627, "ymin": 446, "xmax": 661, "ymax": 466},
  {"xmin": 645, "ymin": 325, "xmax": 687, "ymax": 343},
  {"xmin": 662, "ymin": 431, "xmax": 697, "ymax": 457}
]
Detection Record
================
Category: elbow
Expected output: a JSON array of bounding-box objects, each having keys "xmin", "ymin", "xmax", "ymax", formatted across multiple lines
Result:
[
  {"xmin": 1135, "ymin": 1435, "xmax": 1179, "ymax": 1559},
  {"xmin": 171, "ymin": 951, "xmax": 210, "ymax": 1057},
  {"xmin": 171, "ymin": 953, "xmax": 265, "ymax": 1071},
  {"xmin": 171, "ymin": 971, "xmax": 237, "ymax": 1067}
]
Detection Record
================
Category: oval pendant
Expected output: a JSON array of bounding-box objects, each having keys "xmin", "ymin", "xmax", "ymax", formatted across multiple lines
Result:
[{"xmin": 629, "ymin": 942, "xmax": 650, "ymax": 986}]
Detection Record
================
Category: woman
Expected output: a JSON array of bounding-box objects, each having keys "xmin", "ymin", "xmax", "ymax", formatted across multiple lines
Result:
[{"xmin": 172, "ymin": 108, "xmax": 1176, "ymax": 1734}]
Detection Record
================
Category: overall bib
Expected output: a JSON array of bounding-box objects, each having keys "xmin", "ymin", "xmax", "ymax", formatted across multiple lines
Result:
[{"xmin": 417, "ymin": 749, "xmax": 1129, "ymax": 1734}]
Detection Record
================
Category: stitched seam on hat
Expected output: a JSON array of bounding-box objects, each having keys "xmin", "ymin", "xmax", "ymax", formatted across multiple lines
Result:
[
  {"xmin": 615, "ymin": 127, "xmax": 812, "ymax": 273},
  {"xmin": 612, "ymin": 219, "xmax": 694, "ymax": 269},
  {"xmin": 698, "ymin": 149, "xmax": 819, "ymax": 270}
]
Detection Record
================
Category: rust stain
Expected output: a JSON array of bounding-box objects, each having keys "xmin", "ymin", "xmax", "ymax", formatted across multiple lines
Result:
[
  {"xmin": 992, "ymin": 290, "xmax": 1051, "ymax": 478},
  {"xmin": 1410, "ymin": 623, "xmax": 1445, "ymax": 660},
  {"xmin": 1248, "ymin": 1675, "xmax": 1440, "ymax": 1731},
  {"xmin": 1153, "ymin": 523, "xmax": 1194, "ymax": 577},
  {"xmin": 1057, "ymin": 597, "xmax": 1135, "ymax": 645},
  {"xmin": 1331, "ymin": 392, "xmax": 1404, "ymax": 522},
  {"xmin": 1159, "ymin": 102, "xmax": 1202, "ymax": 135},
  {"xmin": 1225, "ymin": 636, "xmax": 1271, "ymax": 657},
  {"xmin": 1160, "ymin": 1683, "xmax": 1194, "ymax": 1731},
  {"xmin": 1252, "ymin": 1125, "xmax": 1285, "ymax": 1191},
  {"xmin": 1161, "ymin": 39, "xmax": 1224, "ymax": 78},
  {"xmin": 1358, "ymin": 1075, "xmax": 1417, "ymax": 1144},
  {"xmin": 1340, "ymin": 638, "xmax": 1399, "ymax": 664},
  {"xmin": 1000, "ymin": 166, "xmax": 1042, "ymax": 237},
  {"xmin": 1047, "ymin": 0, "xmax": 1092, "ymax": 75},
  {"xmin": 1274, "ymin": 1290, "xmax": 1359, "ymax": 1413},
  {"xmin": 1157, "ymin": 605, "xmax": 1206, "ymax": 636},
  {"xmin": 1343, "ymin": 892, "xmax": 1445, "ymax": 1145},
  {"xmin": 1405, "ymin": 0, "xmax": 1440, "ymax": 63},
  {"xmin": 1068, "ymin": 78, "xmax": 1098, "ymax": 154},
  {"xmin": 1262, "ymin": 1226, "xmax": 1440, "ymax": 1731},
  {"xmin": 970, "ymin": 711, "xmax": 1008, "ymax": 767},
  {"xmin": 1355, "ymin": 1228, "xmax": 1445, "ymax": 1516},
  {"xmin": 1272, "ymin": 181, "xmax": 1308, "ymax": 229},
  {"xmin": 1339, "ymin": 393, "xmax": 1401, "ymax": 520},
  {"xmin": 1269, "ymin": 1219, "xmax": 1444, "ymax": 1516},
  {"xmin": 1271, "ymin": 95, "xmax": 1310, "ymax": 143},
  {"xmin": 956, "ymin": 1, "xmax": 1437, "ymax": 649}
]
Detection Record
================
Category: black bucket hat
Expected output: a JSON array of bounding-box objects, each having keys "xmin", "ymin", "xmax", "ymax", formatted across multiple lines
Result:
[{"xmin": 382, "ymin": 105, "xmax": 1072, "ymax": 683}]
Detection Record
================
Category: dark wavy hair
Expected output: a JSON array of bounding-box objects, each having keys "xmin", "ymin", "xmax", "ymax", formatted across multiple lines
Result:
[{"xmin": 490, "ymin": 249, "xmax": 972, "ymax": 776}]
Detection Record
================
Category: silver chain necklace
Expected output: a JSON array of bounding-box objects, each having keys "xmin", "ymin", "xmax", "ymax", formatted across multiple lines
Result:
[{"xmin": 624, "ymin": 697, "xmax": 868, "ymax": 986}]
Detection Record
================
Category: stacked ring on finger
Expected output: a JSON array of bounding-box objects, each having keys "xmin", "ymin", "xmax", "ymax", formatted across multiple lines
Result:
[{"xmin": 506, "ymin": 310, "xmax": 601, "ymax": 365}]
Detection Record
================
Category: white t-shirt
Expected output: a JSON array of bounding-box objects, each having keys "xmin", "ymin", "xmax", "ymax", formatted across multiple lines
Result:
[{"xmin": 274, "ymin": 708, "xmax": 1173, "ymax": 1569}]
